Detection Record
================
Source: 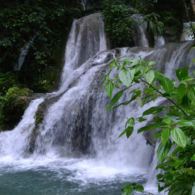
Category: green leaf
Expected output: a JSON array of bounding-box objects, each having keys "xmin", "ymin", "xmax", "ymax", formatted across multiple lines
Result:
[
  {"xmin": 160, "ymin": 77, "xmax": 174, "ymax": 94},
  {"xmin": 122, "ymin": 184, "xmax": 133, "ymax": 195},
  {"xmin": 177, "ymin": 120, "xmax": 195, "ymax": 128},
  {"xmin": 120, "ymin": 58, "xmax": 131, "ymax": 63},
  {"xmin": 134, "ymin": 185, "xmax": 144, "ymax": 192},
  {"xmin": 153, "ymin": 131, "xmax": 162, "ymax": 139},
  {"xmin": 138, "ymin": 117, "xmax": 146, "ymax": 122},
  {"xmin": 145, "ymin": 70, "xmax": 155, "ymax": 84},
  {"xmin": 106, "ymin": 90, "xmax": 124, "ymax": 111},
  {"xmin": 163, "ymin": 117, "xmax": 174, "ymax": 125},
  {"xmin": 143, "ymin": 106, "xmax": 164, "ymax": 116},
  {"xmin": 130, "ymin": 59, "xmax": 139, "ymax": 66},
  {"xmin": 125, "ymin": 117, "xmax": 135, "ymax": 128},
  {"xmin": 136, "ymin": 96, "xmax": 142, "ymax": 107},
  {"xmin": 155, "ymin": 71, "xmax": 174, "ymax": 94},
  {"xmin": 119, "ymin": 69, "xmax": 135, "ymax": 87},
  {"xmin": 171, "ymin": 127, "xmax": 187, "ymax": 148},
  {"xmin": 181, "ymin": 95, "xmax": 191, "ymax": 109},
  {"xmin": 113, "ymin": 90, "xmax": 141, "ymax": 109},
  {"xmin": 121, "ymin": 184, "xmax": 143, "ymax": 195},
  {"xmin": 161, "ymin": 128, "xmax": 170, "ymax": 145},
  {"xmin": 119, "ymin": 126, "xmax": 133, "ymax": 138},
  {"xmin": 154, "ymin": 71, "xmax": 164, "ymax": 80},
  {"xmin": 100, "ymin": 71, "xmax": 110, "ymax": 87},
  {"xmin": 191, "ymin": 154, "xmax": 195, "ymax": 161},
  {"xmin": 110, "ymin": 60, "xmax": 117, "ymax": 69},
  {"xmin": 157, "ymin": 141, "xmax": 172, "ymax": 162},
  {"xmin": 119, "ymin": 118, "xmax": 135, "ymax": 138},
  {"xmin": 176, "ymin": 67, "xmax": 188, "ymax": 81},
  {"xmin": 138, "ymin": 123, "xmax": 161, "ymax": 133},
  {"xmin": 187, "ymin": 85, "xmax": 195, "ymax": 102},
  {"xmin": 148, "ymin": 61, "xmax": 156, "ymax": 66},
  {"xmin": 105, "ymin": 81, "xmax": 114, "ymax": 98},
  {"xmin": 175, "ymin": 84, "xmax": 186, "ymax": 100}
]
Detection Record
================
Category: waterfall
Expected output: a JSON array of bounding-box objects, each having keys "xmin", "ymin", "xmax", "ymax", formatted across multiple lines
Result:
[
  {"xmin": 154, "ymin": 36, "xmax": 166, "ymax": 48},
  {"xmin": 132, "ymin": 14, "xmax": 149, "ymax": 48},
  {"xmin": 81, "ymin": 0, "xmax": 87, "ymax": 11},
  {"xmin": 181, "ymin": 22, "xmax": 195, "ymax": 41},
  {"xmin": 59, "ymin": 13, "xmax": 107, "ymax": 92},
  {"xmin": 14, "ymin": 36, "xmax": 36, "ymax": 71},
  {"xmin": 0, "ymin": 13, "xmax": 107, "ymax": 158},
  {"xmin": 0, "ymin": 98, "xmax": 44, "ymax": 160},
  {"xmin": 0, "ymin": 12, "xmax": 194, "ymax": 195},
  {"xmin": 144, "ymin": 142, "xmax": 160, "ymax": 194}
]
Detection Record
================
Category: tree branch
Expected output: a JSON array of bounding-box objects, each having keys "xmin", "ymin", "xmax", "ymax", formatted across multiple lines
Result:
[{"xmin": 140, "ymin": 78, "xmax": 188, "ymax": 117}]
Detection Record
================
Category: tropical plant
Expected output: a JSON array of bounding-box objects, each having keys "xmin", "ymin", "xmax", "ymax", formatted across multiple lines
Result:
[
  {"xmin": 0, "ymin": 87, "xmax": 32, "ymax": 130},
  {"xmin": 130, "ymin": 0, "xmax": 157, "ymax": 14},
  {"xmin": 103, "ymin": 56, "xmax": 195, "ymax": 195},
  {"xmin": 102, "ymin": 0, "xmax": 137, "ymax": 48},
  {"xmin": 144, "ymin": 13, "xmax": 164, "ymax": 35}
]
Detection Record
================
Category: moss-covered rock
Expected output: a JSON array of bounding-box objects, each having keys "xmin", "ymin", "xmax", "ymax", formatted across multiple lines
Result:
[
  {"xmin": 0, "ymin": 87, "xmax": 32, "ymax": 130},
  {"xmin": 35, "ymin": 105, "xmax": 44, "ymax": 129},
  {"xmin": 28, "ymin": 103, "xmax": 44, "ymax": 153}
]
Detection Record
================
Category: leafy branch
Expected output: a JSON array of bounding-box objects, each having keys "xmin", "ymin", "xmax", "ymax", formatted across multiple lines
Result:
[{"xmin": 103, "ymin": 57, "xmax": 195, "ymax": 195}]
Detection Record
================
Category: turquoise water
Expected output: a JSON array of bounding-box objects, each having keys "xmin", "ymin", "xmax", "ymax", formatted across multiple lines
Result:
[
  {"xmin": 0, "ymin": 168, "xmax": 145, "ymax": 195},
  {"xmin": 0, "ymin": 158, "xmax": 150, "ymax": 195}
]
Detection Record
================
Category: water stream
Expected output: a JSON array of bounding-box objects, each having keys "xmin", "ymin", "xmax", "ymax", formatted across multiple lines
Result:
[{"xmin": 0, "ymin": 13, "xmax": 194, "ymax": 195}]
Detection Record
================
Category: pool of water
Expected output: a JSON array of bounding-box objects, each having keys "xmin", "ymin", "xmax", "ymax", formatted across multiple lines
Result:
[{"xmin": 0, "ymin": 157, "xmax": 156, "ymax": 195}]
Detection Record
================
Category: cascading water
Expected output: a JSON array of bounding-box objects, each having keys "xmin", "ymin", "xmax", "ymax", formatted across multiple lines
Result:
[
  {"xmin": 14, "ymin": 36, "xmax": 36, "ymax": 71},
  {"xmin": 132, "ymin": 14, "xmax": 149, "ymax": 48},
  {"xmin": 181, "ymin": 22, "xmax": 195, "ymax": 41},
  {"xmin": 59, "ymin": 13, "xmax": 107, "ymax": 93},
  {"xmin": 81, "ymin": 0, "xmax": 87, "ymax": 11},
  {"xmin": 154, "ymin": 36, "xmax": 166, "ymax": 48},
  {"xmin": 0, "ymin": 98, "xmax": 44, "ymax": 160},
  {"xmin": 0, "ymin": 12, "xmax": 194, "ymax": 195}
]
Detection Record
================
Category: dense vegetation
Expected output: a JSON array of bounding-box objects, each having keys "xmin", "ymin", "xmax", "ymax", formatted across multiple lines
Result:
[
  {"xmin": 0, "ymin": 0, "xmax": 81, "ymax": 129},
  {"xmin": 102, "ymin": 0, "xmax": 193, "ymax": 47},
  {"xmin": 103, "ymin": 56, "xmax": 195, "ymax": 195}
]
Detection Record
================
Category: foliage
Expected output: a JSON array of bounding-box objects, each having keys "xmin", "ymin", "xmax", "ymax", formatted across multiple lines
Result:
[
  {"xmin": 103, "ymin": 57, "xmax": 195, "ymax": 194},
  {"xmin": 130, "ymin": 0, "xmax": 157, "ymax": 14},
  {"xmin": 0, "ymin": 0, "xmax": 82, "ymax": 129},
  {"xmin": 0, "ymin": 87, "xmax": 32, "ymax": 130},
  {"xmin": 0, "ymin": 72, "xmax": 17, "ymax": 96},
  {"xmin": 144, "ymin": 13, "xmax": 164, "ymax": 35},
  {"xmin": 122, "ymin": 183, "xmax": 144, "ymax": 195},
  {"xmin": 102, "ymin": 0, "xmax": 137, "ymax": 48},
  {"xmin": 159, "ymin": 11, "xmax": 183, "ymax": 42},
  {"xmin": 0, "ymin": 0, "xmax": 81, "ymax": 92}
]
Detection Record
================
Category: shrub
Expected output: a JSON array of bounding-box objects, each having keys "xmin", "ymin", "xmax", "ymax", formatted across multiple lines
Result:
[
  {"xmin": 0, "ymin": 87, "xmax": 32, "ymax": 130},
  {"xmin": 0, "ymin": 72, "xmax": 17, "ymax": 96},
  {"xmin": 102, "ymin": 0, "xmax": 137, "ymax": 48}
]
